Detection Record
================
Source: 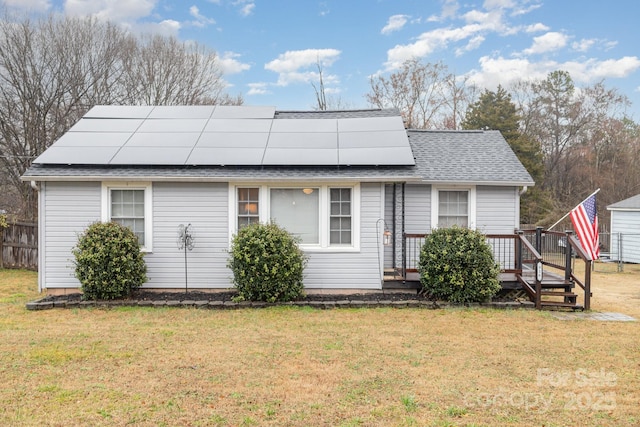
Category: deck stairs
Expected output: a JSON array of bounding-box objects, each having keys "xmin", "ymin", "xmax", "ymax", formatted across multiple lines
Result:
[{"xmin": 517, "ymin": 272, "xmax": 583, "ymax": 310}]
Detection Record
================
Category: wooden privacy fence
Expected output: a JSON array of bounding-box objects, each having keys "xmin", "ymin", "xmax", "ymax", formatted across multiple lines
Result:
[{"xmin": 1, "ymin": 221, "xmax": 38, "ymax": 270}]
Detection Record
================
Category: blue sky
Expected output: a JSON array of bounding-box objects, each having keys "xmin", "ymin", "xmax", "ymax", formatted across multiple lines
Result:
[{"xmin": 5, "ymin": 0, "xmax": 640, "ymax": 118}]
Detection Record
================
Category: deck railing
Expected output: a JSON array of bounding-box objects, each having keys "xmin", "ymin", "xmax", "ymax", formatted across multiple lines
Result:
[{"xmin": 402, "ymin": 228, "xmax": 592, "ymax": 310}]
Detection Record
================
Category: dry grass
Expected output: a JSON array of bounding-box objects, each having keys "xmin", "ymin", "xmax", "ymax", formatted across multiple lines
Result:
[{"xmin": 1, "ymin": 268, "xmax": 639, "ymax": 426}]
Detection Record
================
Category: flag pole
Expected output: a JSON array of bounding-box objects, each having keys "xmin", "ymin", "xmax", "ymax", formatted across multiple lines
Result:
[{"xmin": 547, "ymin": 188, "xmax": 600, "ymax": 231}]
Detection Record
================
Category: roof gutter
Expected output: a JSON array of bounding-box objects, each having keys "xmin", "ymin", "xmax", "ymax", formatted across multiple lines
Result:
[{"xmin": 21, "ymin": 175, "xmax": 423, "ymax": 184}]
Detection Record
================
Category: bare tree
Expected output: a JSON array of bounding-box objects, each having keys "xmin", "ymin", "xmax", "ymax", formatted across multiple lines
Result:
[
  {"xmin": 123, "ymin": 34, "xmax": 228, "ymax": 105},
  {"xmin": 366, "ymin": 59, "xmax": 456, "ymax": 129},
  {"xmin": 0, "ymin": 13, "xmax": 239, "ymax": 219},
  {"xmin": 311, "ymin": 61, "xmax": 328, "ymax": 111}
]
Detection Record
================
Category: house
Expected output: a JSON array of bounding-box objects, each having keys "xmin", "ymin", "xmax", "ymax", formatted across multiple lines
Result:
[
  {"xmin": 607, "ymin": 194, "xmax": 640, "ymax": 263},
  {"xmin": 22, "ymin": 105, "xmax": 534, "ymax": 293}
]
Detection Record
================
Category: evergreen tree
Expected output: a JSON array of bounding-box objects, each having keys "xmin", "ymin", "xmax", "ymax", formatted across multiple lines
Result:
[{"xmin": 462, "ymin": 86, "xmax": 551, "ymax": 224}]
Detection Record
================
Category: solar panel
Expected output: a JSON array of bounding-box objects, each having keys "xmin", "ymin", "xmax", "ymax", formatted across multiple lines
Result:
[
  {"xmin": 125, "ymin": 132, "xmax": 200, "ymax": 147},
  {"xmin": 147, "ymin": 105, "xmax": 215, "ymax": 119},
  {"xmin": 268, "ymin": 132, "xmax": 337, "ymax": 149},
  {"xmin": 137, "ymin": 119, "xmax": 208, "ymax": 133},
  {"xmin": 69, "ymin": 118, "xmax": 143, "ymax": 133},
  {"xmin": 53, "ymin": 132, "xmax": 131, "ymax": 147},
  {"xmin": 270, "ymin": 119, "xmax": 336, "ymax": 133},
  {"xmin": 84, "ymin": 105, "xmax": 154, "ymax": 119},
  {"xmin": 212, "ymin": 105, "xmax": 275, "ymax": 119},
  {"xmin": 197, "ymin": 132, "xmax": 269, "ymax": 148},
  {"xmin": 339, "ymin": 130, "xmax": 409, "ymax": 148},
  {"xmin": 110, "ymin": 147, "xmax": 192, "ymax": 165},
  {"xmin": 204, "ymin": 119, "xmax": 272, "ymax": 133},
  {"xmin": 187, "ymin": 147, "xmax": 265, "ymax": 165},
  {"xmin": 34, "ymin": 106, "xmax": 416, "ymax": 167},
  {"xmin": 263, "ymin": 148, "xmax": 338, "ymax": 165},
  {"xmin": 339, "ymin": 147, "xmax": 415, "ymax": 165},
  {"xmin": 33, "ymin": 146, "xmax": 121, "ymax": 164},
  {"xmin": 338, "ymin": 116, "xmax": 404, "ymax": 132}
]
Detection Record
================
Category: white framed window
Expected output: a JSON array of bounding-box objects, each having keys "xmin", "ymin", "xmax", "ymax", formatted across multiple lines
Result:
[
  {"xmin": 431, "ymin": 186, "xmax": 476, "ymax": 230},
  {"xmin": 237, "ymin": 187, "xmax": 260, "ymax": 229},
  {"xmin": 102, "ymin": 182, "xmax": 153, "ymax": 251},
  {"xmin": 230, "ymin": 184, "xmax": 360, "ymax": 251}
]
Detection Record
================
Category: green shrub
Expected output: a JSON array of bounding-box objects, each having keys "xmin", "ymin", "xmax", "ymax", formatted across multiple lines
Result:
[
  {"xmin": 0, "ymin": 214, "xmax": 8, "ymax": 229},
  {"xmin": 73, "ymin": 221, "xmax": 147, "ymax": 300},
  {"xmin": 228, "ymin": 222, "xmax": 307, "ymax": 303},
  {"xmin": 418, "ymin": 226, "xmax": 500, "ymax": 304}
]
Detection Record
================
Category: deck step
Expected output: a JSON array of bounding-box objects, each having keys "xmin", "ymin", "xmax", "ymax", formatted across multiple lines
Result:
[
  {"xmin": 541, "ymin": 300, "xmax": 583, "ymax": 307},
  {"xmin": 540, "ymin": 291, "xmax": 577, "ymax": 297}
]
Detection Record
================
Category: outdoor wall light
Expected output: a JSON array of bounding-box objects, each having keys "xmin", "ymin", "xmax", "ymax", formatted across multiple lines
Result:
[
  {"xmin": 383, "ymin": 229, "xmax": 392, "ymax": 246},
  {"xmin": 302, "ymin": 188, "xmax": 314, "ymax": 195}
]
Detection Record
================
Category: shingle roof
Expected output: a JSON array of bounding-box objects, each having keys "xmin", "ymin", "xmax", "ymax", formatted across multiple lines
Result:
[
  {"xmin": 607, "ymin": 194, "xmax": 640, "ymax": 210},
  {"xmin": 21, "ymin": 108, "xmax": 534, "ymax": 186},
  {"xmin": 407, "ymin": 129, "xmax": 534, "ymax": 185}
]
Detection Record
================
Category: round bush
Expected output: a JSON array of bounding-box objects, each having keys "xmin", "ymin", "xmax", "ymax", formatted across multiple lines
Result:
[
  {"xmin": 73, "ymin": 221, "xmax": 147, "ymax": 300},
  {"xmin": 419, "ymin": 226, "xmax": 501, "ymax": 304},
  {"xmin": 228, "ymin": 222, "xmax": 307, "ymax": 303}
]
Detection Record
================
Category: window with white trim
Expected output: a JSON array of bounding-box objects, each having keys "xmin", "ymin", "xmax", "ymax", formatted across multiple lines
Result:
[
  {"xmin": 237, "ymin": 187, "xmax": 260, "ymax": 229},
  {"xmin": 270, "ymin": 188, "xmax": 320, "ymax": 244},
  {"xmin": 438, "ymin": 190, "xmax": 469, "ymax": 227},
  {"xmin": 102, "ymin": 182, "xmax": 153, "ymax": 251},
  {"xmin": 431, "ymin": 186, "xmax": 476, "ymax": 230},
  {"xmin": 329, "ymin": 188, "xmax": 352, "ymax": 245},
  {"xmin": 231, "ymin": 184, "xmax": 359, "ymax": 250}
]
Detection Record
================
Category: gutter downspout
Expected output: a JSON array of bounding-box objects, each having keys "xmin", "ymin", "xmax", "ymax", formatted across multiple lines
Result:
[{"xmin": 30, "ymin": 181, "xmax": 43, "ymax": 292}]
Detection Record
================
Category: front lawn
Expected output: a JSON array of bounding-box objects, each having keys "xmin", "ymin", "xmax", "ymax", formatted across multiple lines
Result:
[{"xmin": 1, "ymin": 267, "xmax": 638, "ymax": 426}]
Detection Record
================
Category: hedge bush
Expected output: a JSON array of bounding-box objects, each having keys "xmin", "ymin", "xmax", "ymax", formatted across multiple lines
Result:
[
  {"xmin": 228, "ymin": 222, "xmax": 307, "ymax": 303},
  {"xmin": 73, "ymin": 221, "xmax": 147, "ymax": 300},
  {"xmin": 418, "ymin": 226, "xmax": 501, "ymax": 304}
]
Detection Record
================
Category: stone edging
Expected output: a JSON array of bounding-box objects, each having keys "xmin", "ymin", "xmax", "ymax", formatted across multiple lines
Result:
[{"xmin": 26, "ymin": 298, "xmax": 534, "ymax": 311}]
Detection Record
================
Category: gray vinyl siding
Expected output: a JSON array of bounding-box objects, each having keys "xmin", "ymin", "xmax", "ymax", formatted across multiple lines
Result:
[
  {"xmin": 609, "ymin": 211, "xmax": 640, "ymax": 263},
  {"xmin": 145, "ymin": 182, "xmax": 230, "ymax": 288},
  {"xmin": 404, "ymin": 184, "xmax": 431, "ymax": 233},
  {"xmin": 42, "ymin": 181, "xmax": 101, "ymax": 289},
  {"xmin": 303, "ymin": 182, "xmax": 382, "ymax": 289},
  {"xmin": 476, "ymin": 186, "xmax": 518, "ymax": 234}
]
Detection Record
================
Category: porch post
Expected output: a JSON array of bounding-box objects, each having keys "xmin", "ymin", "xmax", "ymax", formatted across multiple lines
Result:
[
  {"xmin": 535, "ymin": 226, "xmax": 543, "ymax": 254},
  {"xmin": 564, "ymin": 230, "xmax": 573, "ymax": 282}
]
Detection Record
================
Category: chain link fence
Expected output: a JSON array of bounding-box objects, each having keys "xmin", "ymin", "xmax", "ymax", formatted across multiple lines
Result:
[{"xmin": 596, "ymin": 232, "xmax": 640, "ymax": 272}]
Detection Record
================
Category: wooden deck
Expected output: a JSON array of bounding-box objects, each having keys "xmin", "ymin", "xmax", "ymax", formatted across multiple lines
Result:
[{"xmin": 385, "ymin": 229, "xmax": 593, "ymax": 310}]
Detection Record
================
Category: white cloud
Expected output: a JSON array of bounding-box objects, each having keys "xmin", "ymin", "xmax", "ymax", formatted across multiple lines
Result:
[
  {"xmin": 2, "ymin": 0, "xmax": 51, "ymax": 12},
  {"xmin": 483, "ymin": 0, "xmax": 515, "ymax": 9},
  {"xmin": 385, "ymin": 24, "xmax": 484, "ymax": 70},
  {"xmin": 218, "ymin": 51, "xmax": 250, "ymax": 75},
  {"xmin": 135, "ymin": 19, "xmax": 181, "ymax": 37},
  {"xmin": 233, "ymin": 0, "xmax": 254, "ymax": 16},
  {"xmin": 525, "ymin": 23, "xmax": 549, "ymax": 33},
  {"xmin": 572, "ymin": 38, "xmax": 596, "ymax": 53},
  {"xmin": 265, "ymin": 49, "xmax": 341, "ymax": 87},
  {"xmin": 522, "ymin": 31, "xmax": 568, "ymax": 55},
  {"xmin": 381, "ymin": 14, "xmax": 409, "ymax": 35},
  {"xmin": 247, "ymin": 82, "xmax": 270, "ymax": 96},
  {"xmin": 428, "ymin": 0, "xmax": 459, "ymax": 22},
  {"xmin": 455, "ymin": 35, "xmax": 485, "ymax": 56},
  {"xmin": 584, "ymin": 56, "xmax": 640, "ymax": 79},
  {"xmin": 189, "ymin": 5, "xmax": 216, "ymax": 28},
  {"xmin": 467, "ymin": 55, "xmax": 640, "ymax": 91},
  {"xmin": 64, "ymin": 0, "xmax": 157, "ymax": 23},
  {"xmin": 265, "ymin": 48, "xmax": 340, "ymax": 73}
]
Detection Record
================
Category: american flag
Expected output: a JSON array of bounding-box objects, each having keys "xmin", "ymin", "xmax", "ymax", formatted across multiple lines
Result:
[{"xmin": 569, "ymin": 194, "xmax": 600, "ymax": 260}]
